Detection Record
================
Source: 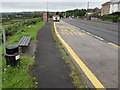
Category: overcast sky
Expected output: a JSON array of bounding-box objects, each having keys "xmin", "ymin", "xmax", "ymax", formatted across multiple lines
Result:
[{"xmin": 1, "ymin": 0, "xmax": 110, "ymax": 12}]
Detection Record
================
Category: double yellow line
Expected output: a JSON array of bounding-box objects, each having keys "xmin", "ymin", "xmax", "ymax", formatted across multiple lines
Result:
[{"xmin": 54, "ymin": 22, "xmax": 105, "ymax": 89}]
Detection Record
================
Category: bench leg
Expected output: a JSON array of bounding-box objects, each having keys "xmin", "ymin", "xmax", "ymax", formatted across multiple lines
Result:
[
  {"xmin": 22, "ymin": 46, "xmax": 27, "ymax": 53},
  {"xmin": 19, "ymin": 47, "xmax": 22, "ymax": 54}
]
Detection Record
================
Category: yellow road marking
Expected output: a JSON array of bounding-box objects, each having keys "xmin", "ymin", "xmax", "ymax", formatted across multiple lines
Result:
[
  {"xmin": 108, "ymin": 43, "xmax": 120, "ymax": 48},
  {"xmin": 69, "ymin": 32, "xmax": 74, "ymax": 35},
  {"xmin": 82, "ymin": 30, "xmax": 85, "ymax": 32},
  {"xmin": 73, "ymin": 32, "xmax": 78, "ymax": 35},
  {"xmin": 61, "ymin": 31, "xmax": 69, "ymax": 35},
  {"xmin": 54, "ymin": 22, "xmax": 105, "ymax": 89},
  {"xmin": 64, "ymin": 29, "xmax": 67, "ymax": 31},
  {"xmin": 79, "ymin": 32, "xmax": 85, "ymax": 35},
  {"xmin": 66, "ymin": 32, "xmax": 69, "ymax": 35},
  {"xmin": 67, "ymin": 28, "xmax": 70, "ymax": 30},
  {"xmin": 86, "ymin": 32, "xmax": 91, "ymax": 35},
  {"xmin": 61, "ymin": 32, "xmax": 66, "ymax": 35},
  {"xmin": 94, "ymin": 36, "xmax": 104, "ymax": 40},
  {"xmin": 71, "ymin": 30, "xmax": 74, "ymax": 32}
]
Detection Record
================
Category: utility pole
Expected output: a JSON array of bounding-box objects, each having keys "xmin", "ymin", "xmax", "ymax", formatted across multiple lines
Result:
[
  {"xmin": 46, "ymin": 0, "xmax": 48, "ymax": 22},
  {"xmin": 87, "ymin": 2, "xmax": 90, "ymax": 10},
  {"xmin": 47, "ymin": 0, "xmax": 48, "ymax": 12}
]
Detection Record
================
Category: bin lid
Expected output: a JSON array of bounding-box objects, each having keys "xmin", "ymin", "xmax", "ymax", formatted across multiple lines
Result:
[{"xmin": 6, "ymin": 45, "xmax": 18, "ymax": 49}]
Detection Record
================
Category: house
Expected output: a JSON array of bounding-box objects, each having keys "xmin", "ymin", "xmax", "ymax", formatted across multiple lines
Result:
[
  {"xmin": 101, "ymin": 0, "xmax": 120, "ymax": 16},
  {"xmin": 101, "ymin": 2, "xmax": 111, "ymax": 16},
  {"xmin": 110, "ymin": 0, "xmax": 120, "ymax": 13},
  {"xmin": 86, "ymin": 7, "xmax": 101, "ymax": 15}
]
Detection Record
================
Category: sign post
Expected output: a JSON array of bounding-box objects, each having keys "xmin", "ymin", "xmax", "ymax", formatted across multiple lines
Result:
[{"xmin": 2, "ymin": 29, "xmax": 6, "ymax": 55}]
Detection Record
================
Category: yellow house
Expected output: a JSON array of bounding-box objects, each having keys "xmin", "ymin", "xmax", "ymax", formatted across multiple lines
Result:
[{"xmin": 101, "ymin": 2, "xmax": 111, "ymax": 16}]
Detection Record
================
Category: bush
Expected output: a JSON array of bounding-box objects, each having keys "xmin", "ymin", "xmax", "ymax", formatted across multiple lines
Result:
[
  {"xmin": 103, "ymin": 15, "xmax": 119, "ymax": 22},
  {"xmin": 5, "ymin": 18, "xmax": 41, "ymax": 36},
  {"xmin": 110, "ymin": 12, "xmax": 120, "ymax": 16}
]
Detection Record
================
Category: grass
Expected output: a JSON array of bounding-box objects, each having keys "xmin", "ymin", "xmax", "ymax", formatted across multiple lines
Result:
[
  {"xmin": 91, "ymin": 20, "xmax": 112, "ymax": 23},
  {"xmin": 0, "ymin": 26, "xmax": 2, "ymax": 29},
  {"xmin": 6, "ymin": 21, "xmax": 45, "ymax": 45},
  {"xmin": 79, "ymin": 18, "xmax": 113, "ymax": 23},
  {"xmin": 1, "ymin": 20, "xmax": 45, "ymax": 88},
  {"xmin": 2, "ymin": 57, "xmax": 36, "ymax": 88}
]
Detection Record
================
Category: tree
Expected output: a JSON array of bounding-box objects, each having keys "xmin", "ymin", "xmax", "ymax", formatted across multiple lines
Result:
[{"xmin": 65, "ymin": 9, "xmax": 86, "ymax": 17}]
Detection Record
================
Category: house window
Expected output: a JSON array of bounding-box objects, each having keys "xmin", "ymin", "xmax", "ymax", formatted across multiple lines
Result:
[{"xmin": 106, "ymin": 11, "xmax": 108, "ymax": 14}]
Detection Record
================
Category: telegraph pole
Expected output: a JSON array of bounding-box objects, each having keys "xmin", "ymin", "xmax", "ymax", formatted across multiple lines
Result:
[
  {"xmin": 87, "ymin": 2, "xmax": 90, "ymax": 10},
  {"xmin": 47, "ymin": 0, "xmax": 48, "ymax": 12},
  {"xmin": 46, "ymin": 0, "xmax": 48, "ymax": 22}
]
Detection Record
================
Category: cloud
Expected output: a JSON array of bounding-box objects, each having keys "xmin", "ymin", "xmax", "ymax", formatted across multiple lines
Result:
[
  {"xmin": 2, "ymin": 0, "xmax": 110, "ymax": 3},
  {"xmin": 1, "ymin": 2, "xmax": 103, "ymax": 12}
]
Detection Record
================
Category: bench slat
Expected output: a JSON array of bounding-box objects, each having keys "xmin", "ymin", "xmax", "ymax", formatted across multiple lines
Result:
[
  {"xmin": 19, "ymin": 36, "xmax": 26, "ymax": 46},
  {"xmin": 18, "ymin": 36, "xmax": 31, "ymax": 47},
  {"xmin": 22, "ymin": 36, "xmax": 31, "ymax": 46},
  {"xmin": 18, "ymin": 36, "xmax": 26, "ymax": 46},
  {"xmin": 25, "ymin": 37, "xmax": 31, "ymax": 46},
  {"xmin": 22, "ymin": 37, "xmax": 30, "ymax": 46},
  {"xmin": 18, "ymin": 36, "xmax": 24, "ymax": 45},
  {"xmin": 22, "ymin": 36, "xmax": 28, "ymax": 46}
]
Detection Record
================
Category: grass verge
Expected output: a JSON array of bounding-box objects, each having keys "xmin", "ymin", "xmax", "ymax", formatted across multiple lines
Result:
[
  {"xmin": 2, "ymin": 57, "xmax": 36, "ymax": 88},
  {"xmin": 52, "ymin": 22, "xmax": 90, "ymax": 89},
  {"xmin": 1, "ymin": 20, "xmax": 45, "ymax": 88},
  {"xmin": 77, "ymin": 18, "xmax": 113, "ymax": 24}
]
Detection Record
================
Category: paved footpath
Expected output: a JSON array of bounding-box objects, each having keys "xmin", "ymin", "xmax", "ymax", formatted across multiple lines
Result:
[
  {"xmin": 55, "ymin": 20, "xmax": 118, "ymax": 88},
  {"xmin": 31, "ymin": 21, "xmax": 75, "ymax": 88}
]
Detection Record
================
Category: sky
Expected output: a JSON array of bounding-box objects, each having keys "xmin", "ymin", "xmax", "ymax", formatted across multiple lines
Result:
[{"xmin": 1, "ymin": 0, "xmax": 110, "ymax": 12}]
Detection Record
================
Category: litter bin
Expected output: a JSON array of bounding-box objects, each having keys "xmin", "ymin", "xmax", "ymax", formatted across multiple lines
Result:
[{"xmin": 5, "ymin": 45, "xmax": 20, "ymax": 67}]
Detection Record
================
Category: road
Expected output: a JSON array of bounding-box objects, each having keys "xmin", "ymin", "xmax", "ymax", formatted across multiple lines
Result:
[
  {"xmin": 55, "ymin": 20, "xmax": 118, "ymax": 88},
  {"xmin": 63, "ymin": 18, "xmax": 119, "ymax": 45}
]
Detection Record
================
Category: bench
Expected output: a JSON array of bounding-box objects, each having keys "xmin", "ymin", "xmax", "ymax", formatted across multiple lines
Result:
[{"xmin": 18, "ymin": 36, "xmax": 31, "ymax": 53}]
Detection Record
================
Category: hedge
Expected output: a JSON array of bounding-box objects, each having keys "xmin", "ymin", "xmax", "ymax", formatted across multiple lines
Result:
[{"xmin": 103, "ymin": 15, "xmax": 119, "ymax": 22}]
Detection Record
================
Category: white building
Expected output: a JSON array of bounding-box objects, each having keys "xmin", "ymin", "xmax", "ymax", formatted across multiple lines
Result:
[{"xmin": 110, "ymin": 0, "xmax": 120, "ymax": 13}]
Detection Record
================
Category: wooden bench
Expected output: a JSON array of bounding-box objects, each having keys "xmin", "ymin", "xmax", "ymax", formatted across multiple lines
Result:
[{"xmin": 18, "ymin": 36, "xmax": 31, "ymax": 53}]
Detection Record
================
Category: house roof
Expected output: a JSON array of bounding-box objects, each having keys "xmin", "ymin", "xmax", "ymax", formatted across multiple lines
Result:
[
  {"xmin": 87, "ymin": 7, "xmax": 101, "ymax": 13},
  {"xmin": 102, "ymin": 2, "xmax": 111, "ymax": 6},
  {"xmin": 110, "ymin": 0, "xmax": 120, "ymax": 4}
]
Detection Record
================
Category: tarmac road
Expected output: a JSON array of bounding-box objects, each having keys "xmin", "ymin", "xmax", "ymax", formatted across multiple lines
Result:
[
  {"xmin": 63, "ymin": 18, "xmax": 119, "ymax": 45},
  {"xmin": 55, "ymin": 20, "xmax": 118, "ymax": 88}
]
